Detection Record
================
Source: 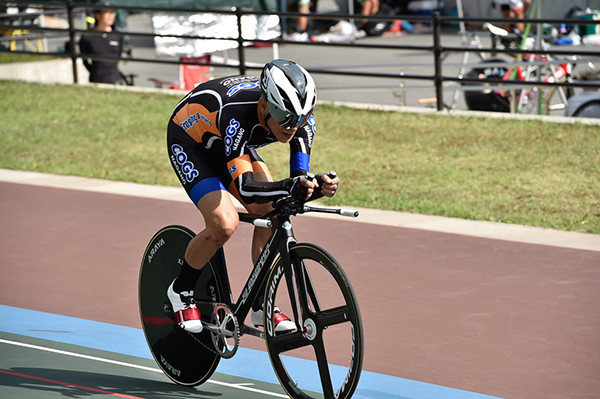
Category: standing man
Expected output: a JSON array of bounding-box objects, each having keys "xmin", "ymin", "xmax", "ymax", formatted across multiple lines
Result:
[{"xmin": 79, "ymin": 1, "xmax": 123, "ymax": 84}]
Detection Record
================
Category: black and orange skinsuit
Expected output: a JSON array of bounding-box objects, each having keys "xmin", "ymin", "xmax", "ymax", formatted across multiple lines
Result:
[{"xmin": 167, "ymin": 75, "xmax": 316, "ymax": 206}]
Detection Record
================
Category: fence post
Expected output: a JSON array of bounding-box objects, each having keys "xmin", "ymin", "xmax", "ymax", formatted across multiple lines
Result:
[
  {"xmin": 432, "ymin": 11, "xmax": 443, "ymax": 111},
  {"xmin": 236, "ymin": 7, "xmax": 246, "ymax": 75},
  {"xmin": 66, "ymin": 0, "xmax": 78, "ymax": 83}
]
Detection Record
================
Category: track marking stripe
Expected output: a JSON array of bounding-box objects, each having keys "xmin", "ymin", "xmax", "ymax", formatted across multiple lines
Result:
[
  {"xmin": 0, "ymin": 369, "xmax": 143, "ymax": 398},
  {"xmin": 0, "ymin": 338, "xmax": 288, "ymax": 398}
]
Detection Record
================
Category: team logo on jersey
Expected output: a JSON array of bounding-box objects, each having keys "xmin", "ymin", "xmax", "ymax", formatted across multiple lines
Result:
[
  {"xmin": 225, "ymin": 118, "xmax": 244, "ymax": 156},
  {"xmin": 226, "ymin": 81, "xmax": 260, "ymax": 97},
  {"xmin": 221, "ymin": 76, "xmax": 256, "ymax": 88},
  {"xmin": 180, "ymin": 111, "xmax": 212, "ymax": 132},
  {"xmin": 302, "ymin": 115, "xmax": 315, "ymax": 147},
  {"xmin": 170, "ymin": 144, "xmax": 199, "ymax": 183},
  {"xmin": 307, "ymin": 115, "xmax": 316, "ymax": 132}
]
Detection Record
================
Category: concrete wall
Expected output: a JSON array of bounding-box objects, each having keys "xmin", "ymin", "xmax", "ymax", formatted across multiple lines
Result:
[
  {"xmin": 0, "ymin": 58, "xmax": 88, "ymax": 84},
  {"xmin": 444, "ymin": 0, "xmax": 598, "ymax": 20}
]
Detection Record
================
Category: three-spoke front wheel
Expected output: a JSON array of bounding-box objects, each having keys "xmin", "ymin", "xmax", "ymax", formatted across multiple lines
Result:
[{"xmin": 264, "ymin": 243, "xmax": 363, "ymax": 399}]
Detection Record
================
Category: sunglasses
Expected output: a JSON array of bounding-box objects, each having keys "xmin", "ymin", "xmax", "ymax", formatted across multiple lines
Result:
[{"xmin": 268, "ymin": 103, "xmax": 312, "ymax": 129}]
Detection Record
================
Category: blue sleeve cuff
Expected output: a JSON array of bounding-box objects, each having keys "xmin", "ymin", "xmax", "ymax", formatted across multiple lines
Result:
[{"xmin": 290, "ymin": 152, "xmax": 310, "ymax": 175}]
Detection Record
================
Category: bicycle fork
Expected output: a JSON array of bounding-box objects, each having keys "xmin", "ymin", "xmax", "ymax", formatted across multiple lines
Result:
[{"xmin": 278, "ymin": 220, "xmax": 302, "ymax": 332}]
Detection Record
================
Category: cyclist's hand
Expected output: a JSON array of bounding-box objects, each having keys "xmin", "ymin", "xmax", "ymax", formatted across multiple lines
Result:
[
  {"xmin": 316, "ymin": 172, "xmax": 339, "ymax": 198},
  {"xmin": 290, "ymin": 175, "xmax": 316, "ymax": 201}
]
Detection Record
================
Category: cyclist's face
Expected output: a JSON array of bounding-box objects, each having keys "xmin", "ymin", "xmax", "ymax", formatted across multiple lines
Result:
[
  {"xmin": 268, "ymin": 118, "xmax": 298, "ymax": 143},
  {"xmin": 259, "ymin": 97, "xmax": 299, "ymax": 143}
]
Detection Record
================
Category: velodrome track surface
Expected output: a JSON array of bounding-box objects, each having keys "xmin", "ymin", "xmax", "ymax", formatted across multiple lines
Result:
[{"xmin": 1, "ymin": 169, "xmax": 599, "ymax": 399}]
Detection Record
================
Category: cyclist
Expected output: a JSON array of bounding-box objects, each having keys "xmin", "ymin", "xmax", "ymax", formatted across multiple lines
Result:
[{"xmin": 166, "ymin": 59, "xmax": 340, "ymax": 334}]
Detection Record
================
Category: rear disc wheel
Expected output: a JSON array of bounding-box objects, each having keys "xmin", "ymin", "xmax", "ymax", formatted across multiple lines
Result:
[{"xmin": 139, "ymin": 225, "xmax": 223, "ymax": 386}]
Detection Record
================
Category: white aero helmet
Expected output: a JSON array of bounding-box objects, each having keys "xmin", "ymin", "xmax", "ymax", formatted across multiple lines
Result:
[{"xmin": 260, "ymin": 59, "xmax": 317, "ymax": 129}]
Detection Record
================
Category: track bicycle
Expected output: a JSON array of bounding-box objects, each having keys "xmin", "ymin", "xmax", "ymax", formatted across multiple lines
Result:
[{"xmin": 139, "ymin": 191, "xmax": 364, "ymax": 399}]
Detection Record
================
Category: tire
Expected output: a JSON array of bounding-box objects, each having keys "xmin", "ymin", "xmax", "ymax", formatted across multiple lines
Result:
[
  {"xmin": 543, "ymin": 83, "xmax": 575, "ymax": 115},
  {"xmin": 264, "ymin": 243, "xmax": 363, "ymax": 399},
  {"xmin": 565, "ymin": 91, "xmax": 600, "ymax": 118},
  {"xmin": 463, "ymin": 58, "xmax": 511, "ymax": 112},
  {"xmin": 139, "ymin": 225, "xmax": 223, "ymax": 386}
]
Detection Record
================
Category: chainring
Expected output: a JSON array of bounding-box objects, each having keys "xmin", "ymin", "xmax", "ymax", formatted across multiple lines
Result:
[
  {"xmin": 209, "ymin": 304, "xmax": 240, "ymax": 359},
  {"xmin": 165, "ymin": 300, "xmax": 240, "ymax": 359}
]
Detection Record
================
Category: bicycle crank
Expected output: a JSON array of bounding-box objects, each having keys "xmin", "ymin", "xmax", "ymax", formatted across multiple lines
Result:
[{"xmin": 206, "ymin": 304, "xmax": 239, "ymax": 359}]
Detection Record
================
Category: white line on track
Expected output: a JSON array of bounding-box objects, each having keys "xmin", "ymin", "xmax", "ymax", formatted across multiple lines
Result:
[{"xmin": 0, "ymin": 338, "xmax": 288, "ymax": 398}]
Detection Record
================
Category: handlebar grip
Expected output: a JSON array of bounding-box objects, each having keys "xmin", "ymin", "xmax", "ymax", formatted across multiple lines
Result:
[
  {"xmin": 328, "ymin": 170, "xmax": 337, "ymax": 179},
  {"xmin": 253, "ymin": 219, "xmax": 272, "ymax": 228},
  {"xmin": 339, "ymin": 209, "xmax": 359, "ymax": 218}
]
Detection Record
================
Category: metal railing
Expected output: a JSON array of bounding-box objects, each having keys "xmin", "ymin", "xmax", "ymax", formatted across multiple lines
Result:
[{"xmin": 2, "ymin": 0, "xmax": 599, "ymax": 112}]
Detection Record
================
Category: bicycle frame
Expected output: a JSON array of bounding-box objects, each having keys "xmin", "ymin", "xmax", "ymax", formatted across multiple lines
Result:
[
  {"xmin": 207, "ymin": 200, "xmax": 358, "ymax": 339},
  {"xmin": 206, "ymin": 208, "xmax": 299, "ymax": 339},
  {"xmin": 500, "ymin": 54, "xmax": 572, "ymax": 83}
]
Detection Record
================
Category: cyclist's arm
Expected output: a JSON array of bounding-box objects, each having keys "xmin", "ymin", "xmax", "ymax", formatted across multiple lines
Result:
[
  {"xmin": 289, "ymin": 119, "xmax": 314, "ymax": 177},
  {"xmin": 232, "ymin": 167, "xmax": 336, "ymax": 204},
  {"xmin": 287, "ymin": 119, "xmax": 340, "ymax": 201},
  {"xmin": 227, "ymin": 151, "xmax": 308, "ymax": 204},
  {"xmin": 236, "ymin": 171, "xmax": 294, "ymax": 204}
]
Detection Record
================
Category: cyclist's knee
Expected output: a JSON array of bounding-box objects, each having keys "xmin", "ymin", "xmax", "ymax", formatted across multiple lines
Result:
[
  {"xmin": 196, "ymin": 190, "xmax": 239, "ymax": 246},
  {"xmin": 206, "ymin": 212, "xmax": 238, "ymax": 246}
]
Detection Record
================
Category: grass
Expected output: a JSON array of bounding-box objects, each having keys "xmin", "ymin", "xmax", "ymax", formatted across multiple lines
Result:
[
  {"xmin": 1, "ymin": 80, "xmax": 599, "ymax": 234},
  {"xmin": 0, "ymin": 52, "xmax": 60, "ymax": 64}
]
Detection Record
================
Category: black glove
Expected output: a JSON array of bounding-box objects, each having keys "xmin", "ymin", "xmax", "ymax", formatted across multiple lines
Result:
[
  {"xmin": 314, "ymin": 170, "xmax": 338, "ymax": 197},
  {"xmin": 315, "ymin": 171, "xmax": 337, "ymax": 188},
  {"xmin": 289, "ymin": 175, "xmax": 312, "ymax": 201}
]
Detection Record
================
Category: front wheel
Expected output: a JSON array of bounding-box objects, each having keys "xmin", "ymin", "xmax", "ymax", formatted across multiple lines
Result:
[{"xmin": 264, "ymin": 243, "xmax": 363, "ymax": 399}]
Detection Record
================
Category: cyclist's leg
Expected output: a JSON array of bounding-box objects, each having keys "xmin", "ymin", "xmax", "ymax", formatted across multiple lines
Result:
[
  {"xmin": 231, "ymin": 149, "xmax": 274, "ymax": 264},
  {"xmin": 167, "ymin": 120, "xmax": 239, "ymax": 272},
  {"xmin": 187, "ymin": 190, "xmax": 239, "ymax": 269},
  {"xmin": 244, "ymin": 189, "xmax": 272, "ymax": 265},
  {"xmin": 167, "ymin": 121, "xmax": 238, "ymax": 332}
]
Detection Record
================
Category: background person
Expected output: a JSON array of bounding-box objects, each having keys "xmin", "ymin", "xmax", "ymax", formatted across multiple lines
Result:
[
  {"xmin": 335, "ymin": 0, "xmax": 380, "ymax": 30},
  {"xmin": 78, "ymin": 1, "xmax": 123, "ymax": 84},
  {"xmin": 289, "ymin": 0, "xmax": 313, "ymax": 41},
  {"xmin": 492, "ymin": 0, "xmax": 532, "ymax": 32}
]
